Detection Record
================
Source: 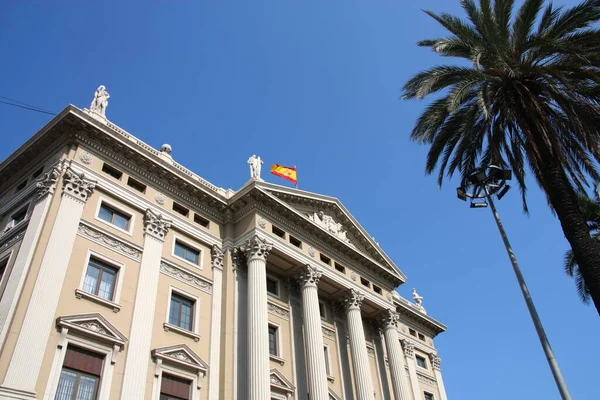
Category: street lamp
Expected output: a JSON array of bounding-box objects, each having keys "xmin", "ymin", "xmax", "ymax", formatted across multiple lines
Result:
[{"xmin": 456, "ymin": 165, "xmax": 572, "ymax": 400}]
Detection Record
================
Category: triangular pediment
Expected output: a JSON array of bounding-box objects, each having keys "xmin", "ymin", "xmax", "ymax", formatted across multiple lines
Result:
[
  {"xmin": 152, "ymin": 344, "xmax": 208, "ymax": 373},
  {"xmin": 270, "ymin": 368, "xmax": 295, "ymax": 393},
  {"xmin": 257, "ymin": 182, "xmax": 406, "ymax": 283},
  {"xmin": 329, "ymin": 389, "xmax": 343, "ymax": 400},
  {"xmin": 57, "ymin": 313, "xmax": 127, "ymax": 349}
]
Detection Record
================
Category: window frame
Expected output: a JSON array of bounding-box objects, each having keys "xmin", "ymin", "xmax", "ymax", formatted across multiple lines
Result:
[
  {"xmin": 94, "ymin": 198, "xmax": 134, "ymax": 236},
  {"xmin": 76, "ymin": 250, "xmax": 125, "ymax": 312},
  {"xmin": 323, "ymin": 344, "xmax": 334, "ymax": 379},
  {"xmin": 164, "ymin": 287, "xmax": 201, "ymax": 341},
  {"xmin": 415, "ymin": 354, "xmax": 428, "ymax": 370},
  {"xmin": 424, "ymin": 392, "xmax": 435, "ymax": 400},
  {"xmin": 0, "ymin": 251, "xmax": 14, "ymax": 298},
  {"xmin": 266, "ymin": 274, "xmax": 281, "ymax": 299},
  {"xmin": 101, "ymin": 163, "xmax": 123, "ymax": 180},
  {"xmin": 126, "ymin": 176, "xmax": 147, "ymax": 193},
  {"xmin": 152, "ymin": 362, "xmax": 200, "ymax": 400},
  {"xmin": 268, "ymin": 322, "xmax": 283, "ymax": 361},
  {"xmin": 45, "ymin": 335, "xmax": 116, "ymax": 400},
  {"xmin": 159, "ymin": 372, "xmax": 193, "ymax": 400},
  {"xmin": 3, "ymin": 203, "xmax": 30, "ymax": 234},
  {"xmin": 319, "ymin": 300, "xmax": 327, "ymax": 320},
  {"xmin": 171, "ymin": 236, "xmax": 203, "ymax": 269}
]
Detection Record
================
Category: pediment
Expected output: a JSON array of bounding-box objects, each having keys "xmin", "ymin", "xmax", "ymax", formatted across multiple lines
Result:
[
  {"xmin": 270, "ymin": 368, "xmax": 295, "ymax": 393},
  {"xmin": 258, "ymin": 183, "xmax": 405, "ymax": 282},
  {"xmin": 152, "ymin": 344, "xmax": 208, "ymax": 373},
  {"xmin": 329, "ymin": 389, "xmax": 343, "ymax": 400},
  {"xmin": 56, "ymin": 313, "xmax": 127, "ymax": 349}
]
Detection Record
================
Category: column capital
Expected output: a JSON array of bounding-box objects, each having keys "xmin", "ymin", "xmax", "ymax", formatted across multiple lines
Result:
[
  {"xmin": 401, "ymin": 339, "xmax": 415, "ymax": 358},
  {"xmin": 143, "ymin": 209, "xmax": 171, "ymax": 241},
  {"xmin": 211, "ymin": 245, "xmax": 224, "ymax": 271},
  {"xmin": 343, "ymin": 289, "xmax": 364, "ymax": 312},
  {"xmin": 240, "ymin": 235, "xmax": 272, "ymax": 261},
  {"xmin": 35, "ymin": 162, "xmax": 62, "ymax": 198},
  {"xmin": 297, "ymin": 264, "xmax": 322, "ymax": 288},
  {"xmin": 62, "ymin": 167, "xmax": 96, "ymax": 202},
  {"xmin": 380, "ymin": 309, "xmax": 399, "ymax": 330},
  {"xmin": 429, "ymin": 354, "xmax": 441, "ymax": 370}
]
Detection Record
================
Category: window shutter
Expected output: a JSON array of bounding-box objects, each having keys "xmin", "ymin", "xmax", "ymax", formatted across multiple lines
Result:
[
  {"xmin": 161, "ymin": 374, "xmax": 192, "ymax": 399},
  {"xmin": 63, "ymin": 346, "xmax": 104, "ymax": 376}
]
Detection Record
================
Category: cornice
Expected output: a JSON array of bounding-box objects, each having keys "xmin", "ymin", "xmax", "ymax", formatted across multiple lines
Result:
[{"xmin": 394, "ymin": 296, "xmax": 446, "ymax": 336}]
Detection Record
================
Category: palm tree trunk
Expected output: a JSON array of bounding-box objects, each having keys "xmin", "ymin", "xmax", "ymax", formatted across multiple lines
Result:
[{"xmin": 541, "ymin": 163, "xmax": 600, "ymax": 315}]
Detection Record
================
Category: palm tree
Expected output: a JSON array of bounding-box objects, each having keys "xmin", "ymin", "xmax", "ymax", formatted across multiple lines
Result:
[
  {"xmin": 564, "ymin": 184, "xmax": 600, "ymax": 303},
  {"xmin": 402, "ymin": 0, "xmax": 600, "ymax": 314}
]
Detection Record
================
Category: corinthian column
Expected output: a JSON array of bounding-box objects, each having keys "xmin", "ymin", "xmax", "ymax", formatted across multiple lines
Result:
[
  {"xmin": 298, "ymin": 264, "xmax": 329, "ymax": 400},
  {"xmin": 121, "ymin": 209, "xmax": 171, "ymax": 399},
  {"xmin": 380, "ymin": 310, "xmax": 411, "ymax": 400},
  {"xmin": 344, "ymin": 289, "xmax": 375, "ymax": 400},
  {"xmin": 402, "ymin": 339, "xmax": 421, "ymax": 400},
  {"xmin": 0, "ymin": 161, "xmax": 62, "ymax": 348},
  {"xmin": 240, "ymin": 235, "xmax": 272, "ymax": 400},
  {"xmin": 429, "ymin": 354, "xmax": 448, "ymax": 400},
  {"xmin": 208, "ymin": 245, "xmax": 225, "ymax": 400},
  {"xmin": 1, "ymin": 167, "xmax": 96, "ymax": 397}
]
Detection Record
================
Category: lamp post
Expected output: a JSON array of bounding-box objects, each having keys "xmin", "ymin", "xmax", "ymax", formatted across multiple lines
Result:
[{"xmin": 457, "ymin": 165, "xmax": 571, "ymax": 400}]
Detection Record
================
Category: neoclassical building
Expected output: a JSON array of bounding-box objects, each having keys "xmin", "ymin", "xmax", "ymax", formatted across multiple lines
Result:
[{"xmin": 0, "ymin": 87, "xmax": 448, "ymax": 400}]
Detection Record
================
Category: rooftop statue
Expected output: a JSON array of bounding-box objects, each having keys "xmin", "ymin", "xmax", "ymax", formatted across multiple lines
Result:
[
  {"xmin": 248, "ymin": 154, "xmax": 263, "ymax": 181},
  {"xmin": 412, "ymin": 288, "xmax": 427, "ymax": 314},
  {"xmin": 90, "ymin": 85, "xmax": 110, "ymax": 117}
]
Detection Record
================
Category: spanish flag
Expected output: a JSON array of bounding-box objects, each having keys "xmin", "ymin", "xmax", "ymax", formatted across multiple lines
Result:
[{"xmin": 270, "ymin": 164, "xmax": 298, "ymax": 185}]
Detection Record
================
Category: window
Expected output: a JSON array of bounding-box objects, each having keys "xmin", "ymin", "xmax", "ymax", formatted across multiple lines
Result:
[
  {"xmin": 83, "ymin": 258, "xmax": 117, "ymax": 301},
  {"xmin": 360, "ymin": 277, "xmax": 370, "ymax": 288},
  {"xmin": 101, "ymin": 163, "xmax": 123, "ymax": 180},
  {"xmin": 169, "ymin": 293, "xmax": 195, "ymax": 331},
  {"xmin": 15, "ymin": 180, "xmax": 27, "ymax": 192},
  {"xmin": 289, "ymin": 235, "xmax": 302, "ymax": 248},
  {"xmin": 319, "ymin": 301, "xmax": 327, "ymax": 320},
  {"xmin": 174, "ymin": 240, "xmax": 200, "ymax": 265},
  {"xmin": 12, "ymin": 207, "xmax": 28, "ymax": 224},
  {"xmin": 418, "ymin": 333, "xmax": 425, "ymax": 341},
  {"xmin": 0, "ymin": 257, "xmax": 8, "ymax": 285},
  {"xmin": 424, "ymin": 392, "xmax": 434, "ymax": 400},
  {"xmin": 32, "ymin": 166, "xmax": 44, "ymax": 179},
  {"xmin": 160, "ymin": 374, "xmax": 191, "ymax": 400},
  {"xmin": 373, "ymin": 285, "xmax": 382, "ymax": 295},
  {"xmin": 416, "ymin": 355, "xmax": 428, "ymax": 369},
  {"xmin": 193, "ymin": 214, "xmax": 210, "ymax": 228},
  {"xmin": 271, "ymin": 225, "xmax": 285, "ymax": 239},
  {"xmin": 334, "ymin": 262, "xmax": 345, "ymax": 273},
  {"xmin": 324, "ymin": 346, "xmax": 331, "ymax": 376},
  {"xmin": 319, "ymin": 254, "xmax": 331, "ymax": 265},
  {"xmin": 172, "ymin": 202, "xmax": 189, "ymax": 217},
  {"xmin": 54, "ymin": 346, "xmax": 104, "ymax": 400},
  {"xmin": 409, "ymin": 328, "xmax": 417, "ymax": 337},
  {"xmin": 268, "ymin": 325, "xmax": 279, "ymax": 356},
  {"xmin": 126, "ymin": 177, "xmax": 146, "ymax": 193},
  {"xmin": 98, "ymin": 203, "xmax": 131, "ymax": 231},
  {"xmin": 266, "ymin": 277, "xmax": 280, "ymax": 297}
]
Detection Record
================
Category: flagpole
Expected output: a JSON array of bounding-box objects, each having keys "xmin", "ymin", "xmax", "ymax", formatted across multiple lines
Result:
[{"xmin": 294, "ymin": 165, "xmax": 298, "ymax": 189}]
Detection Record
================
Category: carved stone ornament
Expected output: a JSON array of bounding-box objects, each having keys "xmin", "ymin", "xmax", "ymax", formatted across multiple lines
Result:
[
  {"xmin": 240, "ymin": 235, "xmax": 272, "ymax": 260},
  {"xmin": 308, "ymin": 246, "xmax": 316, "ymax": 257},
  {"xmin": 271, "ymin": 374, "xmax": 284, "ymax": 386},
  {"xmin": 401, "ymin": 339, "xmax": 415, "ymax": 358},
  {"xmin": 268, "ymin": 301, "xmax": 290, "ymax": 320},
  {"xmin": 297, "ymin": 264, "xmax": 322, "ymax": 288},
  {"xmin": 258, "ymin": 216, "xmax": 267, "ymax": 229},
  {"xmin": 79, "ymin": 151, "xmax": 93, "ymax": 165},
  {"xmin": 381, "ymin": 309, "xmax": 399, "ymax": 330},
  {"xmin": 144, "ymin": 209, "xmax": 171, "ymax": 240},
  {"xmin": 429, "ymin": 354, "xmax": 441, "ymax": 370},
  {"xmin": 62, "ymin": 167, "xmax": 96, "ymax": 202},
  {"xmin": 211, "ymin": 245, "xmax": 224, "ymax": 270},
  {"xmin": 77, "ymin": 321, "xmax": 108, "ymax": 335},
  {"xmin": 343, "ymin": 289, "xmax": 364, "ymax": 311},
  {"xmin": 168, "ymin": 351, "xmax": 193, "ymax": 363},
  {"xmin": 36, "ymin": 163, "xmax": 62, "ymax": 198},
  {"xmin": 322, "ymin": 326, "xmax": 336, "ymax": 339},
  {"xmin": 160, "ymin": 262, "xmax": 212, "ymax": 293},
  {"xmin": 77, "ymin": 223, "xmax": 142, "ymax": 260},
  {"xmin": 306, "ymin": 211, "xmax": 351, "ymax": 244},
  {"xmin": 155, "ymin": 192, "xmax": 166, "ymax": 205},
  {"xmin": 350, "ymin": 272, "xmax": 357, "ymax": 281}
]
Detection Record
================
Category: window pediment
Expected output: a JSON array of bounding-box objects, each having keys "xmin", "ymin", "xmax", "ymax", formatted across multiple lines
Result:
[
  {"xmin": 152, "ymin": 344, "xmax": 208, "ymax": 375},
  {"xmin": 270, "ymin": 368, "xmax": 294, "ymax": 393},
  {"xmin": 329, "ymin": 389, "xmax": 343, "ymax": 400},
  {"xmin": 56, "ymin": 313, "xmax": 127, "ymax": 349}
]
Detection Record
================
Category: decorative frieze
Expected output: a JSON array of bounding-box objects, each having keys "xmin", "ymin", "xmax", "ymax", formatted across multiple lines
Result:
[
  {"xmin": 159, "ymin": 261, "xmax": 213, "ymax": 294},
  {"xmin": 366, "ymin": 344, "xmax": 375, "ymax": 357},
  {"xmin": 417, "ymin": 372, "xmax": 437, "ymax": 386},
  {"xmin": 267, "ymin": 301, "xmax": 290, "ymax": 320},
  {"xmin": 322, "ymin": 326, "xmax": 336, "ymax": 339},
  {"xmin": 77, "ymin": 222, "xmax": 142, "ymax": 261},
  {"xmin": 143, "ymin": 209, "xmax": 171, "ymax": 241},
  {"xmin": 62, "ymin": 167, "xmax": 96, "ymax": 202}
]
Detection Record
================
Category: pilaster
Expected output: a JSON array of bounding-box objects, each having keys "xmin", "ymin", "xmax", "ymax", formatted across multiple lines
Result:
[
  {"xmin": 429, "ymin": 354, "xmax": 447, "ymax": 400},
  {"xmin": 120, "ymin": 209, "xmax": 171, "ymax": 399},
  {"xmin": 401, "ymin": 339, "xmax": 421, "ymax": 400},
  {"xmin": 0, "ymin": 167, "xmax": 96, "ymax": 397},
  {"xmin": 208, "ymin": 245, "xmax": 224, "ymax": 400}
]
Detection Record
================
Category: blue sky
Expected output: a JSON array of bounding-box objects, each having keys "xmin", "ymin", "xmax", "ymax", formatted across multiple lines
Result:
[{"xmin": 1, "ymin": 1, "xmax": 598, "ymax": 399}]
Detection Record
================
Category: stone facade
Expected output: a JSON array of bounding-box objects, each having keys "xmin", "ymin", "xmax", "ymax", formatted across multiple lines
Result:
[{"xmin": 0, "ymin": 99, "xmax": 448, "ymax": 400}]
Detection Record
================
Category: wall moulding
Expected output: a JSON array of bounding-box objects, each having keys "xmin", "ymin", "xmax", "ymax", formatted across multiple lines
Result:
[{"xmin": 77, "ymin": 221, "xmax": 142, "ymax": 261}]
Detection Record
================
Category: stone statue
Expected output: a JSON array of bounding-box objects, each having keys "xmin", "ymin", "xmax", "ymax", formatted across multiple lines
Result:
[
  {"xmin": 90, "ymin": 85, "xmax": 110, "ymax": 117},
  {"xmin": 412, "ymin": 288, "xmax": 426, "ymax": 313},
  {"xmin": 247, "ymin": 155, "xmax": 263, "ymax": 181}
]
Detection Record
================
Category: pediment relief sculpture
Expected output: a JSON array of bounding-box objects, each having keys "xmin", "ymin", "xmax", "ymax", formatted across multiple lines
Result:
[{"xmin": 306, "ymin": 211, "xmax": 352, "ymax": 245}]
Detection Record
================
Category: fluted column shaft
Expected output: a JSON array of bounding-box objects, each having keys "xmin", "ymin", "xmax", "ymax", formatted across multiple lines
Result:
[
  {"xmin": 208, "ymin": 245, "xmax": 224, "ymax": 400},
  {"xmin": 299, "ymin": 265, "xmax": 329, "ymax": 400},
  {"xmin": 242, "ymin": 236, "xmax": 272, "ymax": 400},
  {"xmin": 402, "ymin": 340, "xmax": 422, "ymax": 400},
  {"xmin": 1, "ymin": 168, "xmax": 96, "ymax": 396},
  {"xmin": 345, "ymin": 290, "xmax": 375, "ymax": 400},
  {"xmin": 121, "ymin": 210, "xmax": 171, "ymax": 399},
  {"xmin": 381, "ymin": 311, "xmax": 412, "ymax": 400}
]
